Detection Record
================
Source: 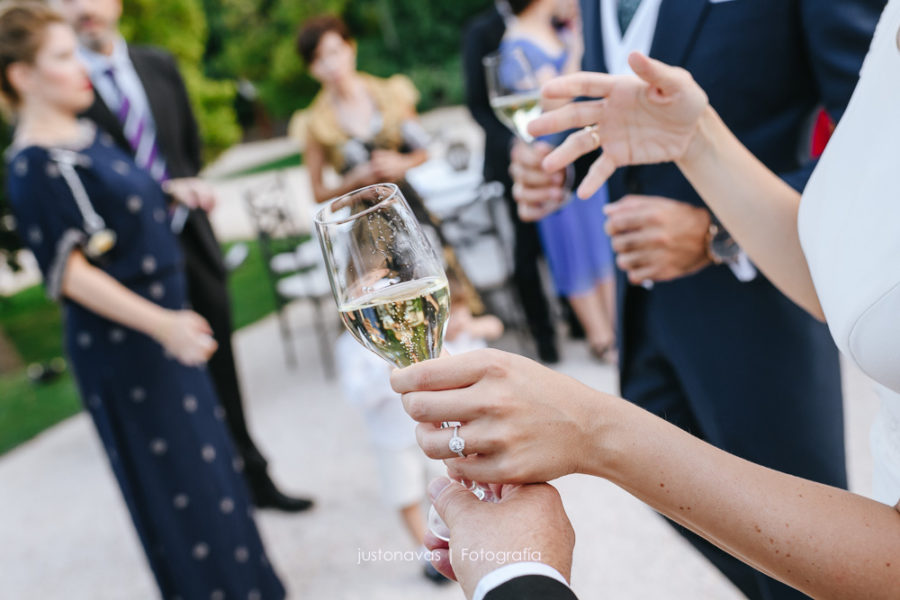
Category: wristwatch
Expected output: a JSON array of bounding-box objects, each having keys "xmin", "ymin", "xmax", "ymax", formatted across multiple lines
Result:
[{"xmin": 706, "ymin": 216, "xmax": 741, "ymax": 265}]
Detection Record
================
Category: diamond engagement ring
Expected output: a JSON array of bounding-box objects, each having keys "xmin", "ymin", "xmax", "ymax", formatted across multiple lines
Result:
[
  {"xmin": 584, "ymin": 124, "xmax": 601, "ymax": 150},
  {"xmin": 448, "ymin": 425, "xmax": 466, "ymax": 458}
]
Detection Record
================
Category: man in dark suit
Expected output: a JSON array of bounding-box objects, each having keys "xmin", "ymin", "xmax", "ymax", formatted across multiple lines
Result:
[
  {"xmin": 54, "ymin": 0, "xmax": 312, "ymax": 512},
  {"xmin": 508, "ymin": 0, "xmax": 884, "ymax": 597},
  {"xmin": 462, "ymin": 1, "xmax": 560, "ymax": 363}
]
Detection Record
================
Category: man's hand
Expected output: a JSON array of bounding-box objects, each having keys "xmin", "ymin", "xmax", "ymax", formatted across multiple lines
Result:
[
  {"xmin": 604, "ymin": 195, "xmax": 712, "ymax": 285},
  {"xmin": 424, "ymin": 478, "xmax": 575, "ymax": 599},
  {"xmin": 509, "ymin": 141, "xmax": 567, "ymax": 222},
  {"xmin": 162, "ymin": 177, "xmax": 217, "ymax": 213}
]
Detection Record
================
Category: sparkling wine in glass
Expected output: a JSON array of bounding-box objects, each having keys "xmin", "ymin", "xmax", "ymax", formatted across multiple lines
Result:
[
  {"xmin": 315, "ymin": 184, "xmax": 450, "ymax": 366},
  {"xmin": 315, "ymin": 183, "xmax": 480, "ymax": 541},
  {"xmin": 484, "ymin": 48, "xmax": 543, "ymax": 143}
]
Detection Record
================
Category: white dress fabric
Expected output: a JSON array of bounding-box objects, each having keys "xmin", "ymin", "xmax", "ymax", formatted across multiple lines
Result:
[{"xmin": 798, "ymin": 0, "xmax": 900, "ymax": 506}]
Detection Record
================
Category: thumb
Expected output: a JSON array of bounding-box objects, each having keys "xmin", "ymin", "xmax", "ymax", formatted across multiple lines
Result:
[
  {"xmin": 429, "ymin": 477, "xmax": 480, "ymax": 528},
  {"xmin": 628, "ymin": 52, "xmax": 682, "ymax": 96}
]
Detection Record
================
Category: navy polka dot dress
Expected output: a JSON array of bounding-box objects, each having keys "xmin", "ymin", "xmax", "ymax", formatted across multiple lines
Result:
[{"xmin": 6, "ymin": 123, "xmax": 286, "ymax": 600}]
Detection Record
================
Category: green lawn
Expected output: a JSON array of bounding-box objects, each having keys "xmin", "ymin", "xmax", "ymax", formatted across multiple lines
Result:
[
  {"xmin": 0, "ymin": 370, "xmax": 81, "ymax": 454},
  {"xmin": 0, "ymin": 284, "xmax": 65, "ymax": 365},
  {"xmin": 223, "ymin": 239, "xmax": 279, "ymax": 330},
  {"xmin": 217, "ymin": 152, "xmax": 302, "ymax": 181},
  {"xmin": 0, "ymin": 238, "xmax": 280, "ymax": 455}
]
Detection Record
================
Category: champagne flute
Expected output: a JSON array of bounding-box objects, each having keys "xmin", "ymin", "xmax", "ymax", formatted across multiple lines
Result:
[
  {"xmin": 484, "ymin": 47, "xmax": 543, "ymax": 143},
  {"xmin": 485, "ymin": 47, "xmax": 564, "ymax": 219},
  {"xmin": 314, "ymin": 183, "xmax": 488, "ymax": 541}
]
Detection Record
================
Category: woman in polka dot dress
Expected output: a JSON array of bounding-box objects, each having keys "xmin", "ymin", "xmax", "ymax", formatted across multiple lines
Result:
[{"xmin": 1, "ymin": 4, "xmax": 285, "ymax": 599}]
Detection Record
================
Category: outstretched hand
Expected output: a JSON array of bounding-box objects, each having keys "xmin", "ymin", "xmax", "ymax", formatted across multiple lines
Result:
[{"xmin": 528, "ymin": 52, "xmax": 708, "ymax": 199}]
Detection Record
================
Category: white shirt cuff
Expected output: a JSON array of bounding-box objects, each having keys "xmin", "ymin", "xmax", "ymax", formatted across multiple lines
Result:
[
  {"xmin": 473, "ymin": 562, "xmax": 571, "ymax": 600},
  {"xmin": 727, "ymin": 250, "xmax": 757, "ymax": 282}
]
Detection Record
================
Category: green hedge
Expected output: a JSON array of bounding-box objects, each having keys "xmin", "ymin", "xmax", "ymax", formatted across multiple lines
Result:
[{"xmin": 207, "ymin": 0, "xmax": 489, "ymax": 118}]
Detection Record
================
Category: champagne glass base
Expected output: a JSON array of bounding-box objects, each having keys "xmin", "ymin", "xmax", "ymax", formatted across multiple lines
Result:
[{"xmin": 427, "ymin": 504, "xmax": 451, "ymax": 542}]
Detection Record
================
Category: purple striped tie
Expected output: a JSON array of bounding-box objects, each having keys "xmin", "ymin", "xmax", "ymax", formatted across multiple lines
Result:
[{"xmin": 104, "ymin": 67, "xmax": 168, "ymax": 183}]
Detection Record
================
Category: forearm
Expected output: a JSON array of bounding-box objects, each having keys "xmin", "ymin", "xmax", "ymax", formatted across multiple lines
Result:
[
  {"xmin": 61, "ymin": 253, "xmax": 168, "ymax": 340},
  {"xmin": 404, "ymin": 148, "xmax": 428, "ymax": 170},
  {"xmin": 313, "ymin": 174, "xmax": 371, "ymax": 204},
  {"xmin": 676, "ymin": 107, "xmax": 824, "ymax": 319},
  {"xmin": 590, "ymin": 397, "xmax": 900, "ymax": 599}
]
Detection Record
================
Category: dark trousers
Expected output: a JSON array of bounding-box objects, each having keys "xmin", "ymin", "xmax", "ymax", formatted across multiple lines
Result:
[
  {"xmin": 180, "ymin": 214, "xmax": 270, "ymax": 488},
  {"xmin": 502, "ymin": 193, "xmax": 555, "ymax": 343},
  {"xmin": 621, "ymin": 287, "xmax": 846, "ymax": 600}
]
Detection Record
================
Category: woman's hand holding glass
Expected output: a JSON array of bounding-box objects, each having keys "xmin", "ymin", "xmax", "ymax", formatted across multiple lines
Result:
[
  {"xmin": 391, "ymin": 348, "xmax": 614, "ymax": 485},
  {"xmin": 528, "ymin": 52, "xmax": 709, "ymax": 200}
]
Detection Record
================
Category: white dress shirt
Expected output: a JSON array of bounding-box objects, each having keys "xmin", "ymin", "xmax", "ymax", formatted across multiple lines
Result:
[
  {"xmin": 78, "ymin": 37, "xmax": 165, "ymax": 179},
  {"xmin": 474, "ymin": 562, "xmax": 571, "ymax": 600}
]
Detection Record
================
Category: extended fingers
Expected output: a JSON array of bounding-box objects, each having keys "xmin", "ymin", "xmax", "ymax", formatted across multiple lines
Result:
[
  {"xmin": 528, "ymin": 99, "xmax": 606, "ymax": 140},
  {"xmin": 541, "ymin": 71, "xmax": 617, "ymax": 101},
  {"xmin": 575, "ymin": 154, "xmax": 617, "ymax": 199},
  {"xmin": 541, "ymin": 125, "xmax": 603, "ymax": 173}
]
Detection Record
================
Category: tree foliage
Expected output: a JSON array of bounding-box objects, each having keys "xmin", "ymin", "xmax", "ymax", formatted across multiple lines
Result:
[
  {"xmin": 121, "ymin": 0, "xmax": 241, "ymax": 161},
  {"xmin": 208, "ymin": 0, "xmax": 489, "ymax": 119}
]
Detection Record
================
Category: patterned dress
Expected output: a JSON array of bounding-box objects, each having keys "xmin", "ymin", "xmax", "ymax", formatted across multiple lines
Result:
[{"xmin": 6, "ymin": 123, "xmax": 285, "ymax": 600}]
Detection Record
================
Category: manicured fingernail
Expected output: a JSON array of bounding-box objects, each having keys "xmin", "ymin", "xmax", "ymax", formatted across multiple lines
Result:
[{"xmin": 428, "ymin": 477, "xmax": 452, "ymax": 500}]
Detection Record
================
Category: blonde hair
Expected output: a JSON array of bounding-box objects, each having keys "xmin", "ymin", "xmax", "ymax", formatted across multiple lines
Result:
[{"xmin": 0, "ymin": 1, "xmax": 65, "ymax": 112}]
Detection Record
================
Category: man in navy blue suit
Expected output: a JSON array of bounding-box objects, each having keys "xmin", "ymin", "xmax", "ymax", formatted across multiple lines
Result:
[{"xmin": 505, "ymin": 0, "xmax": 885, "ymax": 598}]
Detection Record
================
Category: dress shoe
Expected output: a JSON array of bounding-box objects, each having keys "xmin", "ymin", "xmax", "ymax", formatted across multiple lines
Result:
[{"xmin": 250, "ymin": 477, "xmax": 314, "ymax": 513}]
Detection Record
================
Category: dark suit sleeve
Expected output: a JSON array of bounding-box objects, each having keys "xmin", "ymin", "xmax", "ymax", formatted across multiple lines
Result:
[
  {"xmin": 161, "ymin": 52, "xmax": 203, "ymax": 175},
  {"xmin": 463, "ymin": 16, "xmax": 512, "ymax": 146},
  {"xmin": 780, "ymin": 0, "xmax": 884, "ymax": 191},
  {"xmin": 484, "ymin": 575, "xmax": 580, "ymax": 600}
]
